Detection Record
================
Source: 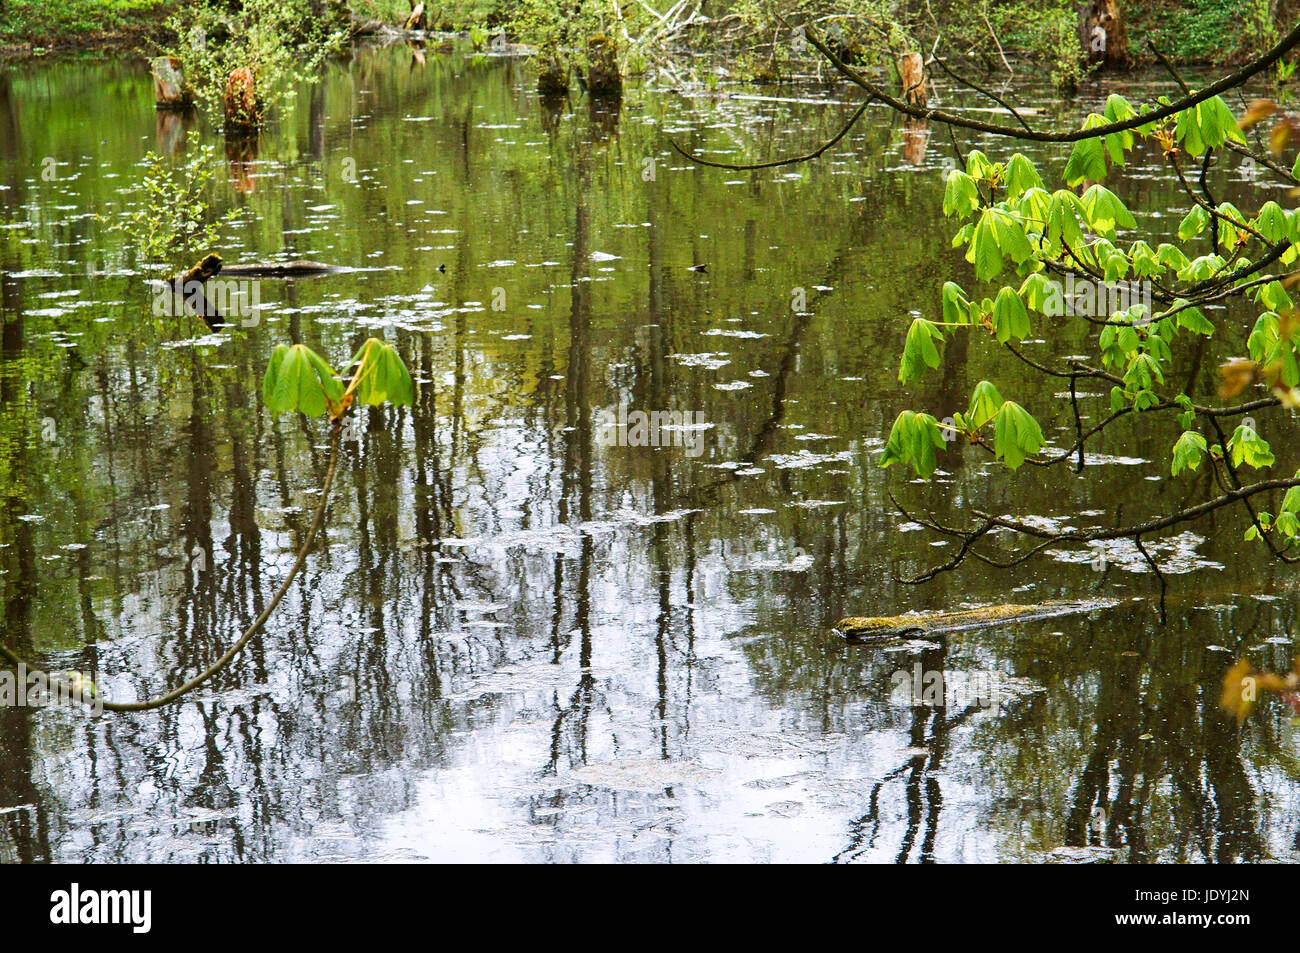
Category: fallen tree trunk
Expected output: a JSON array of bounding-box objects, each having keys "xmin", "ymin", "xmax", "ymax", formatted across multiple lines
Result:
[{"xmin": 835, "ymin": 599, "xmax": 1119, "ymax": 643}]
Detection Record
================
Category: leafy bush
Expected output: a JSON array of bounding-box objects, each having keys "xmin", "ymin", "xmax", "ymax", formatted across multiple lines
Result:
[
  {"xmin": 164, "ymin": 0, "xmax": 347, "ymax": 126},
  {"xmin": 112, "ymin": 141, "xmax": 236, "ymax": 267}
]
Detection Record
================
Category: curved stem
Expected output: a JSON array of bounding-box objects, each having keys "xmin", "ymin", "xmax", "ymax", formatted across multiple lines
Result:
[{"xmin": 0, "ymin": 418, "xmax": 342, "ymax": 714}]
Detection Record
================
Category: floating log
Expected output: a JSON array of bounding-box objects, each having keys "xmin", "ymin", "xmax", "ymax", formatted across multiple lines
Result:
[
  {"xmin": 150, "ymin": 57, "xmax": 193, "ymax": 110},
  {"xmin": 898, "ymin": 52, "xmax": 926, "ymax": 108},
  {"xmin": 835, "ymin": 599, "xmax": 1119, "ymax": 643}
]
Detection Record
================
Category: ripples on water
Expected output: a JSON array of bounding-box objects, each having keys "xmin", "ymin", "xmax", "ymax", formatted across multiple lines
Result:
[{"xmin": 0, "ymin": 47, "xmax": 1297, "ymax": 862}]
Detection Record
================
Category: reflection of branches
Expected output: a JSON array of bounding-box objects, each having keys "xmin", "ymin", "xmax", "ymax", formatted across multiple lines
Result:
[
  {"xmin": 0, "ymin": 423, "xmax": 344, "ymax": 712},
  {"xmin": 669, "ymin": 99, "xmax": 872, "ymax": 171},
  {"xmin": 890, "ymin": 475, "xmax": 1300, "ymax": 584}
]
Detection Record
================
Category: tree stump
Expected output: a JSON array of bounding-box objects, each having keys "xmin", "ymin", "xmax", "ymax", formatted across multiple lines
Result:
[
  {"xmin": 224, "ymin": 67, "xmax": 260, "ymax": 133},
  {"xmin": 150, "ymin": 57, "xmax": 193, "ymax": 109},
  {"xmin": 536, "ymin": 43, "xmax": 568, "ymax": 95},
  {"xmin": 585, "ymin": 35, "xmax": 622, "ymax": 98},
  {"xmin": 403, "ymin": 1, "xmax": 426, "ymax": 31},
  {"xmin": 1078, "ymin": 0, "xmax": 1129, "ymax": 66},
  {"xmin": 898, "ymin": 53, "xmax": 926, "ymax": 108}
]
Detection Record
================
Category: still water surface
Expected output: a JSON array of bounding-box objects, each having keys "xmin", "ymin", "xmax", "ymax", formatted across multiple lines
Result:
[{"xmin": 0, "ymin": 45, "xmax": 1297, "ymax": 862}]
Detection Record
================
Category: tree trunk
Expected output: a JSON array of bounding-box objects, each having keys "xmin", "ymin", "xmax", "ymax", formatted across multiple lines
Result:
[{"xmin": 1078, "ymin": 0, "xmax": 1129, "ymax": 66}]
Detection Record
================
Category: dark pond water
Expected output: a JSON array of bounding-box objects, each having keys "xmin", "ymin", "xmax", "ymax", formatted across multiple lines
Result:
[{"xmin": 0, "ymin": 43, "xmax": 1298, "ymax": 862}]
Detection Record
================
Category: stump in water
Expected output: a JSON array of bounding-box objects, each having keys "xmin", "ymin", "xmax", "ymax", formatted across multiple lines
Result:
[
  {"xmin": 403, "ymin": 1, "xmax": 426, "ymax": 31},
  {"xmin": 1078, "ymin": 0, "xmax": 1129, "ymax": 66},
  {"xmin": 150, "ymin": 57, "xmax": 193, "ymax": 109},
  {"xmin": 224, "ymin": 67, "xmax": 260, "ymax": 133},
  {"xmin": 536, "ymin": 44, "xmax": 568, "ymax": 95},
  {"xmin": 898, "ymin": 52, "xmax": 926, "ymax": 108},
  {"xmin": 585, "ymin": 35, "xmax": 622, "ymax": 98}
]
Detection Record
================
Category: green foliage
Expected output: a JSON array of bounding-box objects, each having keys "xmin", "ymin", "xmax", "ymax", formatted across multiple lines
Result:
[
  {"xmin": 1228, "ymin": 423, "xmax": 1275, "ymax": 469},
  {"xmin": 264, "ymin": 344, "xmax": 344, "ymax": 418},
  {"xmin": 0, "ymin": 0, "xmax": 168, "ymax": 45},
  {"xmin": 898, "ymin": 318, "xmax": 945, "ymax": 383},
  {"xmin": 346, "ymin": 338, "xmax": 416, "ymax": 407},
  {"xmin": 1174, "ymin": 95, "xmax": 1247, "ymax": 156},
  {"xmin": 881, "ymin": 410, "xmax": 947, "ymax": 479},
  {"xmin": 991, "ymin": 286, "xmax": 1029, "ymax": 343},
  {"xmin": 262, "ymin": 338, "xmax": 414, "ymax": 418},
  {"xmin": 991, "ymin": 401, "xmax": 1044, "ymax": 470},
  {"xmin": 1171, "ymin": 431, "xmax": 1208, "ymax": 475},
  {"xmin": 166, "ymin": 0, "xmax": 347, "ymax": 125},
  {"xmin": 112, "ymin": 142, "xmax": 236, "ymax": 267},
  {"xmin": 883, "ymin": 88, "xmax": 1287, "ymax": 504},
  {"xmin": 1064, "ymin": 124, "xmax": 1108, "ymax": 185},
  {"xmin": 509, "ymin": 0, "xmax": 645, "ymax": 84},
  {"xmin": 966, "ymin": 380, "xmax": 1004, "ymax": 430}
]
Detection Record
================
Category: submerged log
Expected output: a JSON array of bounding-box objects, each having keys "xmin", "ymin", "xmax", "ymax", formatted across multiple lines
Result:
[
  {"xmin": 898, "ymin": 52, "xmax": 926, "ymax": 108},
  {"xmin": 150, "ymin": 57, "xmax": 193, "ymax": 109},
  {"xmin": 217, "ymin": 260, "xmax": 341, "ymax": 277}
]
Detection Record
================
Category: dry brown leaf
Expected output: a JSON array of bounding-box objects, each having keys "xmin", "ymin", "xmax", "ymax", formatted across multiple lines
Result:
[
  {"xmin": 1221, "ymin": 659, "xmax": 1260, "ymax": 724},
  {"xmin": 1270, "ymin": 120, "xmax": 1294, "ymax": 156},
  {"xmin": 1217, "ymin": 357, "xmax": 1259, "ymax": 398},
  {"xmin": 1239, "ymin": 98, "xmax": 1278, "ymax": 130}
]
